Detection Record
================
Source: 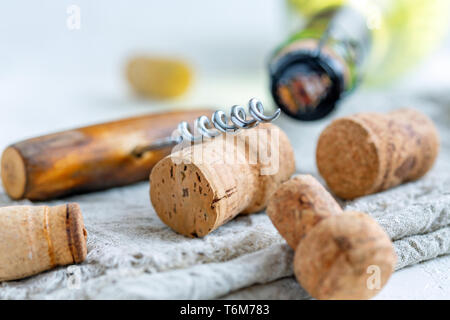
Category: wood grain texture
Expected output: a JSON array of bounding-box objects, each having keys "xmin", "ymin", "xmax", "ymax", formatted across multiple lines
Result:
[{"xmin": 1, "ymin": 110, "xmax": 210, "ymax": 200}]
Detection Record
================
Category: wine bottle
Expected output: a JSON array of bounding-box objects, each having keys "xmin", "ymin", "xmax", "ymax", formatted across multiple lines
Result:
[{"xmin": 269, "ymin": 0, "xmax": 450, "ymax": 120}]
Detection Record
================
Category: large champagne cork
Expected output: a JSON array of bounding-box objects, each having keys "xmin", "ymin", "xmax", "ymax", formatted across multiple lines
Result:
[
  {"xmin": 0, "ymin": 203, "xmax": 87, "ymax": 281},
  {"xmin": 150, "ymin": 123, "xmax": 295, "ymax": 237},
  {"xmin": 317, "ymin": 108, "xmax": 439, "ymax": 199}
]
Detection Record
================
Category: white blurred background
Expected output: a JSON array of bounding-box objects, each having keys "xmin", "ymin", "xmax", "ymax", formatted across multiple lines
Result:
[
  {"xmin": 0, "ymin": 1, "xmax": 290, "ymax": 151},
  {"xmin": 0, "ymin": 0, "xmax": 449, "ymax": 152},
  {"xmin": 1, "ymin": 1, "xmax": 287, "ymax": 76}
]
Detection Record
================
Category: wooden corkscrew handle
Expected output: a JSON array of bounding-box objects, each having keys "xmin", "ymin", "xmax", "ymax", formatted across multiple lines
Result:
[{"xmin": 1, "ymin": 109, "xmax": 211, "ymax": 201}]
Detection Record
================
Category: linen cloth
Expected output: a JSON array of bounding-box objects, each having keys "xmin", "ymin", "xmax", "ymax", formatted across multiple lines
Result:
[{"xmin": 0, "ymin": 87, "xmax": 449, "ymax": 300}]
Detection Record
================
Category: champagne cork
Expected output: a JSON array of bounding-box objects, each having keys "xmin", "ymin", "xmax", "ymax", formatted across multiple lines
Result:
[
  {"xmin": 316, "ymin": 108, "xmax": 439, "ymax": 199},
  {"xmin": 150, "ymin": 123, "xmax": 295, "ymax": 237},
  {"xmin": 267, "ymin": 174, "xmax": 343, "ymax": 249},
  {"xmin": 294, "ymin": 211, "xmax": 396, "ymax": 300},
  {"xmin": 0, "ymin": 203, "xmax": 87, "ymax": 281},
  {"xmin": 266, "ymin": 176, "xmax": 395, "ymax": 299}
]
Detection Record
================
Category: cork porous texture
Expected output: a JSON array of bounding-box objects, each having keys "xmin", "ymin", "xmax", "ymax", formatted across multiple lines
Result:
[
  {"xmin": 294, "ymin": 211, "xmax": 397, "ymax": 300},
  {"xmin": 150, "ymin": 123, "xmax": 295, "ymax": 237},
  {"xmin": 267, "ymin": 174, "xmax": 343, "ymax": 249},
  {"xmin": 317, "ymin": 108, "xmax": 439, "ymax": 199}
]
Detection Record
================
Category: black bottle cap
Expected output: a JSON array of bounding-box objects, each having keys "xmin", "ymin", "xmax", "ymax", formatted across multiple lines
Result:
[{"xmin": 270, "ymin": 50, "xmax": 345, "ymax": 121}]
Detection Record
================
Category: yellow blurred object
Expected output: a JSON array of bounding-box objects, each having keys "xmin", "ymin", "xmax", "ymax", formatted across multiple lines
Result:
[
  {"xmin": 126, "ymin": 57, "xmax": 192, "ymax": 99},
  {"xmin": 288, "ymin": 0, "xmax": 344, "ymax": 18}
]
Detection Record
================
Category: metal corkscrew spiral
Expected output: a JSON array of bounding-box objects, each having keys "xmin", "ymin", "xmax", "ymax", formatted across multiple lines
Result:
[
  {"xmin": 132, "ymin": 98, "xmax": 280, "ymax": 157},
  {"xmin": 176, "ymin": 98, "xmax": 280, "ymax": 143}
]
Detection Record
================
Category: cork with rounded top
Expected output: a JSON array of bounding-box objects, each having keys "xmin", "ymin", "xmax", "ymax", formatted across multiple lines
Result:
[
  {"xmin": 267, "ymin": 174, "xmax": 343, "ymax": 249},
  {"xmin": 150, "ymin": 123, "xmax": 295, "ymax": 237},
  {"xmin": 294, "ymin": 211, "xmax": 396, "ymax": 300},
  {"xmin": 316, "ymin": 108, "xmax": 439, "ymax": 199},
  {"xmin": 0, "ymin": 203, "xmax": 87, "ymax": 281}
]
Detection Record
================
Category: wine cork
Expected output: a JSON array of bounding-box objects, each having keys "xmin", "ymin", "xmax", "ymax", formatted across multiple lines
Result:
[
  {"xmin": 267, "ymin": 174, "xmax": 343, "ymax": 249},
  {"xmin": 150, "ymin": 123, "xmax": 295, "ymax": 237},
  {"xmin": 0, "ymin": 203, "xmax": 87, "ymax": 281},
  {"xmin": 316, "ymin": 108, "xmax": 439, "ymax": 199}
]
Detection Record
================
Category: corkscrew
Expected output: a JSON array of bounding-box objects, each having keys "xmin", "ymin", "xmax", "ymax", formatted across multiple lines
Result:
[{"xmin": 132, "ymin": 98, "xmax": 280, "ymax": 157}]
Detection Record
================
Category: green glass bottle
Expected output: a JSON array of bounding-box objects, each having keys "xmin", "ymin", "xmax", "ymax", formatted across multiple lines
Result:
[{"xmin": 269, "ymin": 0, "xmax": 450, "ymax": 120}]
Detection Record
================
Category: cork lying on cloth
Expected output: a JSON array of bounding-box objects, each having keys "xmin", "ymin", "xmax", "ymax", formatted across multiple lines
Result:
[{"xmin": 0, "ymin": 90, "xmax": 449, "ymax": 299}]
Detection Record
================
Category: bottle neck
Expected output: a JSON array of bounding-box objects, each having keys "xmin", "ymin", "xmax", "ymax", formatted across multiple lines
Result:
[{"xmin": 270, "ymin": 5, "xmax": 372, "ymax": 120}]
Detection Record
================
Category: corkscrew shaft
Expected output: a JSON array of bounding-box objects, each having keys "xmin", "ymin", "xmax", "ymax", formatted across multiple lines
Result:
[
  {"xmin": 132, "ymin": 98, "xmax": 280, "ymax": 157},
  {"xmin": 131, "ymin": 136, "xmax": 179, "ymax": 156}
]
